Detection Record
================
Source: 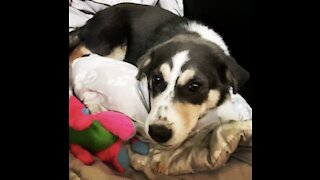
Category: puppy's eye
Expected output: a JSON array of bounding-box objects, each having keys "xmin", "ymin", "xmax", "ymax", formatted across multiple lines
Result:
[
  {"xmin": 152, "ymin": 75, "xmax": 163, "ymax": 85},
  {"xmin": 188, "ymin": 82, "xmax": 201, "ymax": 92},
  {"xmin": 151, "ymin": 74, "xmax": 167, "ymax": 93}
]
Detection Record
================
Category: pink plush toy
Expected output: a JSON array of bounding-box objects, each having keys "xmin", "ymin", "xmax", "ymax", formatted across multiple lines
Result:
[{"xmin": 69, "ymin": 96, "xmax": 140, "ymax": 172}]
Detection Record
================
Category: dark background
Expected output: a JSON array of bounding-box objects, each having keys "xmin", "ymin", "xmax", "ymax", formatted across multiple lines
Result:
[{"xmin": 183, "ymin": 0, "xmax": 253, "ymax": 107}]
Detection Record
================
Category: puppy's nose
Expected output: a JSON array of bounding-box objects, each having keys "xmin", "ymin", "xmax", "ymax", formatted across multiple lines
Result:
[{"xmin": 148, "ymin": 125, "xmax": 172, "ymax": 143}]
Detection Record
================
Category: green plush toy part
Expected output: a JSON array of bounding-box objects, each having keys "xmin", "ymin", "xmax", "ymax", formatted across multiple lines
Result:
[
  {"xmin": 69, "ymin": 121, "xmax": 118, "ymax": 152},
  {"xmin": 69, "ymin": 95, "xmax": 137, "ymax": 173}
]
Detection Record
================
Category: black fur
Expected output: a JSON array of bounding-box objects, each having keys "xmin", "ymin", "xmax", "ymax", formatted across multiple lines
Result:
[{"xmin": 70, "ymin": 3, "xmax": 188, "ymax": 64}]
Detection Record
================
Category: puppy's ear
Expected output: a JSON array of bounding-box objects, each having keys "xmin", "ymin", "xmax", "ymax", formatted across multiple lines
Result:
[
  {"xmin": 136, "ymin": 50, "xmax": 153, "ymax": 80},
  {"xmin": 224, "ymin": 56, "xmax": 250, "ymax": 93}
]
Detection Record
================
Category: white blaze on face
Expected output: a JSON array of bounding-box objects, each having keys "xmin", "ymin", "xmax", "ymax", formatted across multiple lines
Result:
[
  {"xmin": 145, "ymin": 50, "xmax": 223, "ymax": 146},
  {"xmin": 145, "ymin": 51, "xmax": 191, "ymax": 142},
  {"xmin": 149, "ymin": 50, "xmax": 191, "ymax": 115}
]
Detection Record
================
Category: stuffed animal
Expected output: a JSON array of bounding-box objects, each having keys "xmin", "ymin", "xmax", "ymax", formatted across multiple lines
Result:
[{"xmin": 69, "ymin": 96, "xmax": 148, "ymax": 173}]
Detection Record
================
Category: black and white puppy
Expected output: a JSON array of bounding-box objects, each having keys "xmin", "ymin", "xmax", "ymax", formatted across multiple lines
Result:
[{"xmin": 69, "ymin": 3, "xmax": 250, "ymax": 147}]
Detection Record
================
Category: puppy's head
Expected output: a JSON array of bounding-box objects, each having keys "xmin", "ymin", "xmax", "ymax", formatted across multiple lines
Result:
[{"xmin": 136, "ymin": 35, "xmax": 249, "ymax": 147}]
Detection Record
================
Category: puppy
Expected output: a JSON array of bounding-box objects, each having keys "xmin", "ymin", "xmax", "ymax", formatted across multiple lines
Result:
[{"xmin": 69, "ymin": 3, "xmax": 250, "ymax": 147}]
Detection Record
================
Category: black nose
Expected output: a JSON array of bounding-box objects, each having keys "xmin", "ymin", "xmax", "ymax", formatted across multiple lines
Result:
[{"xmin": 148, "ymin": 125, "xmax": 172, "ymax": 143}]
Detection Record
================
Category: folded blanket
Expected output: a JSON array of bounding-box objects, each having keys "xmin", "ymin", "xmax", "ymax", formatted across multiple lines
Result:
[
  {"xmin": 128, "ymin": 120, "xmax": 252, "ymax": 178},
  {"xmin": 69, "ymin": 151, "xmax": 252, "ymax": 180}
]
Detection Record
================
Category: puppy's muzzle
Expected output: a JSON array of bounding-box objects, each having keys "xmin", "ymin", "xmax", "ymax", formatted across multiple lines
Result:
[{"xmin": 149, "ymin": 124, "xmax": 172, "ymax": 143}]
